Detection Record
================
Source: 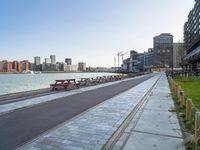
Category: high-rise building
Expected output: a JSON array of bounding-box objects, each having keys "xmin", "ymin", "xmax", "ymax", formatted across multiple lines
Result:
[
  {"xmin": 184, "ymin": 0, "xmax": 200, "ymax": 54},
  {"xmin": 45, "ymin": 58, "xmax": 51, "ymax": 64},
  {"xmin": 153, "ymin": 33, "xmax": 173, "ymax": 68},
  {"xmin": 50, "ymin": 55, "xmax": 56, "ymax": 64},
  {"xmin": 78, "ymin": 62, "xmax": 86, "ymax": 71},
  {"xmin": 173, "ymin": 43, "xmax": 185, "ymax": 68},
  {"xmin": 34, "ymin": 56, "xmax": 41, "ymax": 65},
  {"xmin": 129, "ymin": 50, "xmax": 140, "ymax": 72},
  {"xmin": 65, "ymin": 58, "xmax": 72, "ymax": 65},
  {"xmin": 184, "ymin": 0, "xmax": 200, "ymax": 70},
  {"xmin": 34, "ymin": 56, "xmax": 41, "ymax": 71},
  {"xmin": 145, "ymin": 50, "xmax": 155, "ymax": 69}
]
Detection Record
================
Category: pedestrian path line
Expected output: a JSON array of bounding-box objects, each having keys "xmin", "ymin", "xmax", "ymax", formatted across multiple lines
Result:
[
  {"xmin": 0, "ymin": 75, "xmax": 149, "ymax": 115},
  {"xmin": 18, "ymin": 74, "xmax": 160, "ymax": 150},
  {"xmin": 132, "ymin": 130, "xmax": 183, "ymax": 139}
]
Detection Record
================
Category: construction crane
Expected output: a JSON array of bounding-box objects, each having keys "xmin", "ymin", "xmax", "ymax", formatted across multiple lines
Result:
[
  {"xmin": 120, "ymin": 52, "xmax": 128, "ymax": 63},
  {"xmin": 114, "ymin": 57, "xmax": 116, "ymax": 67},
  {"xmin": 117, "ymin": 51, "xmax": 123, "ymax": 67}
]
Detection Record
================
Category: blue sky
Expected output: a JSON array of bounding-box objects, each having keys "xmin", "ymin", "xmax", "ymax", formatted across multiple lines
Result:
[{"xmin": 0, "ymin": 0, "xmax": 194, "ymax": 67}]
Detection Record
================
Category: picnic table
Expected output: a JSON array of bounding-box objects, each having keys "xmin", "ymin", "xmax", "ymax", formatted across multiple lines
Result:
[
  {"xmin": 96, "ymin": 76, "xmax": 106, "ymax": 83},
  {"xmin": 80, "ymin": 78, "xmax": 94, "ymax": 86},
  {"xmin": 50, "ymin": 79, "xmax": 80, "ymax": 90},
  {"xmin": 81, "ymin": 77, "xmax": 106, "ymax": 85}
]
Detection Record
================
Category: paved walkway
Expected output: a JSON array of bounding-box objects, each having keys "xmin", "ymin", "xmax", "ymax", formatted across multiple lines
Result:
[
  {"xmin": 19, "ymin": 75, "xmax": 160, "ymax": 150},
  {"xmin": 0, "ymin": 74, "xmax": 154, "ymax": 150},
  {"xmin": 113, "ymin": 74, "xmax": 185, "ymax": 150},
  {"xmin": 0, "ymin": 75, "xmax": 148, "ymax": 116}
]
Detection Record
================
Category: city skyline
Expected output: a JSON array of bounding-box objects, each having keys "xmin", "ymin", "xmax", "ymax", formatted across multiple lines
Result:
[{"xmin": 0, "ymin": 0, "xmax": 194, "ymax": 67}]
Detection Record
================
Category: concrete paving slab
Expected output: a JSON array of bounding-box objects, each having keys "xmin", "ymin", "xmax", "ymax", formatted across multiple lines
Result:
[
  {"xmin": 123, "ymin": 132, "xmax": 185, "ymax": 150},
  {"xmin": 134, "ymin": 109, "xmax": 182, "ymax": 138},
  {"xmin": 145, "ymin": 95, "xmax": 174, "ymax": 111}
]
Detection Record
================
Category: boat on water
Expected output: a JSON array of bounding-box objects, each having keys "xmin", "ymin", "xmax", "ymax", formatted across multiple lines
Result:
[
  {"xmin": 22, "ymin": 70, "xmax": 41, "ymax": 74},
  {"xmin": 22, "ymin": 70, "xmax": 34, "ymax": 74},
  {"xmin": 34, "ymin": 71, "xmax": 42, "ymax": 74}
]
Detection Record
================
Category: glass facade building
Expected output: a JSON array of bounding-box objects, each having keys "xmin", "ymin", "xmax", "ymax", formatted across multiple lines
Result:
[
  {"xmin": 184, "ymin": 0, "xmax": 200, "ymax": 65},
  {"xmin": 50, "ymin": 55, "xmax": 56, "ymax": 64}
]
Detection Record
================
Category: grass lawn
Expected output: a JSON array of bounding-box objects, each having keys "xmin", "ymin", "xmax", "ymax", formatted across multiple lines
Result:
[{"xmin": 174, "ymin": 77, "xmax": 200, "ymax": 109}]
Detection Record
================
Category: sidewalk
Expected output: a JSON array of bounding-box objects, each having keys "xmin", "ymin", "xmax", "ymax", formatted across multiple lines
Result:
[
  {"xmin": 113, "ymin": 74, "xmax": 185, "ymax": 150},
  {"xmin": 18, "ymin": 75, "xmax": 160, "ymax": 150}
]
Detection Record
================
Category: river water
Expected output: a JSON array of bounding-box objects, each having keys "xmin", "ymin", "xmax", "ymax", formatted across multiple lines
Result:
[{"xmin": 0, "ymin": 72, "xmax": 119, "ymax": 95}]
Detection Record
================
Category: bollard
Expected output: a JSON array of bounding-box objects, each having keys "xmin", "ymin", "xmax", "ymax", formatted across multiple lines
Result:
[
  {"xmin": 186, "ymin": 99, "xmax": 193, "ymax": 121},
  {"xmin": 173, "ymin": 82, "xmax": 176, "ymax": 93},
  {"xmin": 188, "ymin": 100, "xmax": 193, "ymax": 120},
  {"xmin": 186, "ymin": 99, "xmax": 189, "ymax": 120},
  {"xmin": 195, "ymin": 112, "xmax": 200, "ymax": 144},
  {"xmin": 177, "ymin": 86, "xmax": 181, "ymax": 101},
  {"xmin": 175, "ymin": 84, "xmax": 179, "ymax": 94},
  {"xmin": 182, "ymin": 91, "xmax": 186, "ymax": 106},
  {"xmin": 180, "ymin": 91, "xmax": 185, "ymax": 106}
]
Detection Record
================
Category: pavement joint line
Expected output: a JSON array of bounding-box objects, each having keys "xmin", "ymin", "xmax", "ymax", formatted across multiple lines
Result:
[
  {"xmin": 132, "ymin": 130, "xmax": 183, "ymax": 139},
  {"xmin": 144, "ymin": 108, "xmax": 175, "ymax": 112},
  {"xmin": 17, "ymin": 74, "xmax": 160, "ymax": 150},
  {"xmin": 0, "ymin": 75, "xmax": 151, "ymax": 116},
  {"xmin": 102, "ymin": 74, "xmax": 161, "ymax": 150}
]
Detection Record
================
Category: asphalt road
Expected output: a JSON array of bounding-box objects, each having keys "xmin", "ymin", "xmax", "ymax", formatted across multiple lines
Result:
[{"xmin": 0, "ymin": 74, "xmax": 154, "ymax": 150}]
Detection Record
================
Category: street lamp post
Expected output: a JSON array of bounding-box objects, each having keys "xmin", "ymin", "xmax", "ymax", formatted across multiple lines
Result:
[{"xmin": 171, "ymin": 48, "xmax": 174, "ymax": 78}]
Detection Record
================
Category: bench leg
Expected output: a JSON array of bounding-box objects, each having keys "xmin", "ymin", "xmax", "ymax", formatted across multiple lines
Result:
[
  {"xmin": 51, "ymin": 86, "xmax": 55, "ymax": 91},
  {"xmin": 64, "ymin": 86, "xmax": 68, "ymax": 90}
]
